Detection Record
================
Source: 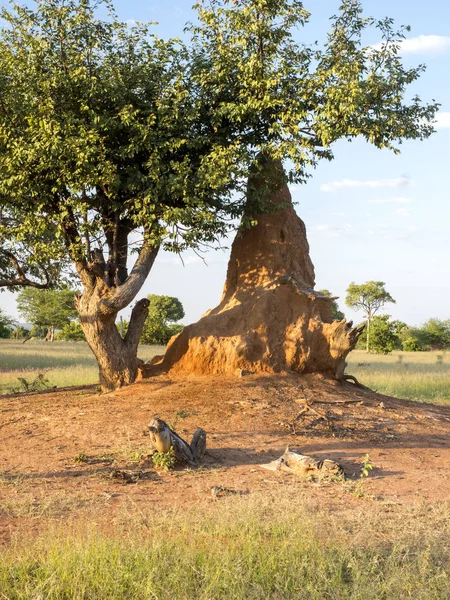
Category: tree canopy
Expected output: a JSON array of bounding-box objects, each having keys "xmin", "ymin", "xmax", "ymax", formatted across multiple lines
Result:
[
  {"xmin": 141, "ymin": 295, "xmax": 185, "ymax": 345},
  {"xmin": 16, "ymin": 288, "xmax": 78, "ymax": 339}
]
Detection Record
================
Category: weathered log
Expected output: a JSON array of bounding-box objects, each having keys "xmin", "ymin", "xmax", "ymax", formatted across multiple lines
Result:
[
  {"xmin": 260, "ymin": 448, "xmax": 344, "ymax": 479},
  {"xmin": 148, "ymin": 418, "xmax": 206, "ymax": 466}
]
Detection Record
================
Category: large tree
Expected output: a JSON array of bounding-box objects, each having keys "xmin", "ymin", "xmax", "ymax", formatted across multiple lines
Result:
[{"xmin": 0, "ymin": 0, "xmax": 243, "ymax": 389}]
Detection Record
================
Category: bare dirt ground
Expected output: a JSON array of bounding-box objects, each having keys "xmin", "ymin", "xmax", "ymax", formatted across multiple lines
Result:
[{"xmin": 1, "ymin": 373, "xmax": 449, "ymax": 545}]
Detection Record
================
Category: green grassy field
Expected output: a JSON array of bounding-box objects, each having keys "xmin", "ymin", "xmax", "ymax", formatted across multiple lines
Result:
[
  {"xmin": 1, "ymin": 340, "xmax": 450, "ymax": 402},
  {"xmin": 347, "ymin": 349, "xmax": 450, "ymax": 403},
  {"xmin": 0, "ymin": 340, "xmax": 165, "ymax": 394},
  {"xmin": 1, "ymin": 495, "xmax": 449, "ymax": 599}
]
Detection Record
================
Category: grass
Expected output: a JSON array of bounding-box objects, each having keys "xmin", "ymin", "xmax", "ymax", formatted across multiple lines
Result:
[
  {"xmin": 0, "ymin": 495, "xmax": 449, "ymax": 599},
  {"xmin": 0, "ymin": 340, "xmax": 165, "ymax": 394},
  {"xmin": 347, "ymin": 349, "xmax": 450, "ymax": 403}
]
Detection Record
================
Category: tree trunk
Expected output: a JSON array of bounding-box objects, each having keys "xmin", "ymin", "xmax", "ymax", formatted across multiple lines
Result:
[
  {"xmin": 76, "ymin": 290, "xmax": 150, "ymax": 391},
  {"xmin": 146, "ymin": 159, "xmax": 363, "ymax": 380},
  {"xmin": 366, "ymin": 315, "xmax": 370, "ymax": 352}
]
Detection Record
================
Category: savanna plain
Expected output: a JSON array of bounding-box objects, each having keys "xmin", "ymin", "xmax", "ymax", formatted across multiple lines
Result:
[{"xmin": 1, "ymin": 340, "xmax": 450, "ymax": 599}]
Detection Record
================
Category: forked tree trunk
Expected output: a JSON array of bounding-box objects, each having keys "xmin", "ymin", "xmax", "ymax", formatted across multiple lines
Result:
[
  {"xmin": 147, "ymin": 160, "xmax": 363, "ymax": 380},
  {"xmin": 77, "ymin": 290, "xmax": 150, "ymax": 391}
]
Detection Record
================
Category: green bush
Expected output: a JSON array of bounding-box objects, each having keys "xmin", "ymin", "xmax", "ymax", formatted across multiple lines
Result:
[{"xmin": 55, "ymin": 321, "xmax": 85, "ymax": 341}]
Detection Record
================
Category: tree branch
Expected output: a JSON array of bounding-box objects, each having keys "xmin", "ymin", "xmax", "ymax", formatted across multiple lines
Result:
[
  {"xmin": 124, "ymin": 297, "xmax": 150, "ymax": 350},
  {"xmin": 100, "ymin": 242, "xmax": 159, "ymax": 313},
  {"xmin": 0, "ymin": 250, "xmax": 51, "ymax": 289}
]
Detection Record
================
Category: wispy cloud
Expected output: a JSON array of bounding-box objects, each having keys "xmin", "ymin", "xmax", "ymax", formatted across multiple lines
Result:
[
  {"xmin": 372, "ymin": 35, "xmax": 450, "ymax": 55},
  {"xmin": 435, "ymin": 112, "xmax": 450, "ymax": 129},
  {"xmin": 394, "ymin": 208, "xmax": 411, "ymax": 216},
  {"xmin": 371, "ymin": 196, "xmax": 412, "ymax": 205},
  {"xmin": 321, "ymin": 177, "xmax": 409, "ymax": 193}
]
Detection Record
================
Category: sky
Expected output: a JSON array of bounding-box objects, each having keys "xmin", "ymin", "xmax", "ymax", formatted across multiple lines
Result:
[{"xmin": 1, "ymin": 0, "xmax": 450, "ymax": 327}]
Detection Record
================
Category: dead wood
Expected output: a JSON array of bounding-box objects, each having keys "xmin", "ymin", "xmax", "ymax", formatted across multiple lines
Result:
[
  {"xmin": 148, "ymin": 418, "xmax": 206, "ymax": 466},
  {"xmin": 260, "ymin": 448, "xmax": 344, "ymax": 479}
]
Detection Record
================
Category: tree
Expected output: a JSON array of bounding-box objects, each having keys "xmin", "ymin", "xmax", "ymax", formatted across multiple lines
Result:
[
  {"xmin": 0, "ymin": 308, "xmax": 15, "ymax": 338},
  {"xmin": 346, "ymin": 282, "xmax": 395, "ymax": 352},
  {"xmin": 16, "ymin": 288, "xmax": 78, "ymax": 341},
  {"xmin": 0, "ymin": 0, "xmax": 246, "ymax": 389},
  {"xmin": 55, "ymin": 321, "xmax": 86, "ymax": 341},
  {"xmin": 419, "ymin": 318, "xmax": 450, "ymax": 349},
  {"xmin": 141, "ymin": 295, "xmax": 185, "ymax": 345},
  {"xmin": 366, "ymin": 314, "xmax": 400, "ymax": 354},
  {"xmin": 318, "ymin": 290, "xmax": 345, "ymax": 321},
  {"xmin": 0, "ymin": 0, "xmax": 438, "ymax": 388}
]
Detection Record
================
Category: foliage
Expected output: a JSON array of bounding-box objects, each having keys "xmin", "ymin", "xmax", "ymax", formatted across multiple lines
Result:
[
  {"xmin": 141, "ymin": 295, "xmax": 185, "ymax": 345},
  {"xmin": 10, "ymin": 325, "xmax": 29, "ymax": 340},
  {"xmin": 0, "ymin": 308, "xmax": 15, "ymax": 338},
  {"xmin": 55, "ymin": 321, "xmax": 86, "ymax": 342},
  {"xmin": 318, "ymin": 289, "xmax": 345, "ymax": 320},
  {"xmin": 346, "ymin": 281, "xmax": 396, "ymax": 351},
  {"xmin": 418, "ymin": 318, "xmax": 450, "ymax": 349},
  {"xmin": 367, "ymin": 314, "xmax": 400, "ymax": 354},
  {"xmin": 402, "ymin": 336, "xmax": 425, "ymax": 352},
  {"xmin": 16, "ymin": 288, "xmax": 78, "ymax": 332},
  {"xmin": 191, "ymin": 0, "xmax": 438, "ymax": 203},
  {"xmin": 152, "ymin": 446, "xmax": 176, "ymax": 471},
  {"xmin": 11, "ymin": 372, "xmax": 51, "ymax": 394}
]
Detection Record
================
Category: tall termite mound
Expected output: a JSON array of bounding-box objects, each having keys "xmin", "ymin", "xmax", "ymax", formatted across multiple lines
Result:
[{"xmin": 149, "ymin": 160, "xmax": 362, "ymax": 379}]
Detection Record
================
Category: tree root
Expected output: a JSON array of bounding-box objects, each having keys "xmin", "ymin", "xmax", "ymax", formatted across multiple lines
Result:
[{"xmin": 340, "ymin": 374, "xmax": 371, "ymax": 390}]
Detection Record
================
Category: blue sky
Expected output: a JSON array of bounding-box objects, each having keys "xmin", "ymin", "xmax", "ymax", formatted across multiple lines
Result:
[{"xmin": 1, "ymin": 0, "xmax": 450, "ymax": 327}]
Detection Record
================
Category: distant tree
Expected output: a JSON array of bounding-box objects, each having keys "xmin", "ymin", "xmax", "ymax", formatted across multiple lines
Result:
[
  {"xmin": 16, "ymin": 288, "xmax": 78, "ymax": 342},
  {"xmin": 318, "ymin": 290, "xmax": 345, "ymax": 321},
  {"xmin": 141, "ymin": 295, "xmax": 185, "ymax": 345},
  {"xmin": 55, "ymin": 321, "xmax": 86, "ymax": 342},
  {"xmin": 402, "ymin": 336, "xmax": 424, "ymax": 352},
  {"xmin": 345, "ymin": 282, "xmax": 395, "ymax": 352},
  {"xmin": 10, "ymin": 325, "xmax": 29, "ymax": 340},
  {"xmin": 419, "ymin": 318, "xmax": 450, "ymax": 349},
  {"xmin": 367, "ymin": 315, "xmax": 400, "ymax": 354},
  {"xmin": 0, "ymin": 308, "xmax": 15, "ymax": 338}
]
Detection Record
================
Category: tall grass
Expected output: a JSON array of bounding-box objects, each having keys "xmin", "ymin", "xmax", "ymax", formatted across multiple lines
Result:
[
  {"xmin": 347, "ymin": 350, "xmax": 450, "ymax": 403},
  {"xmin": 0, "ymin": 340, "xmax": 165, "ymax": 394},
  {"xmin": 1, "ymin": 495, "xmax": 449, "ymax": 599}
]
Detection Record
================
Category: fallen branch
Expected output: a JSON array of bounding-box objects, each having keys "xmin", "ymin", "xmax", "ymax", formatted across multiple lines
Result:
[{"xmin": 260, "ymin": 448, "xmax": 344, "ymax": 479}]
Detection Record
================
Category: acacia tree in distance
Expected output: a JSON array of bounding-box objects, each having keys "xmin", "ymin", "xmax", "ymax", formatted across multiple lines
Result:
[
  {"xmin": 17, "ymin": 288, "xmax": 78, "ymax": 342},
  {"xmin": 0, "ymin": 0, "xmax": 438, "ymax": 389},
  {"xmin": 346, "ymin": 282, "xmax": 396, "ymax": 352}
]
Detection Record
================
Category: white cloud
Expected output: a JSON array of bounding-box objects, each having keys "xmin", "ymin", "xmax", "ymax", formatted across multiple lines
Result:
[
  {"xmin": 435, "ymin": 112, "xmax": 450, "ymax": 129},
  {"xmin": 126, "ymin": 19, "xmax": 137, "ymax": 26},
  {"xmin": 371, "ymin": 35, "xmax": 450, "ymax": 55},
  {"xmin": 394, "ymin": 208, "xmax": 411, "ymax": 216},
  {"xmin": 371, "ymin": 196, "xmax": 412, "ymax": 205},
  {"xmin": 321, "ymin": 177, "xmax": 409, "ymax": 192}
]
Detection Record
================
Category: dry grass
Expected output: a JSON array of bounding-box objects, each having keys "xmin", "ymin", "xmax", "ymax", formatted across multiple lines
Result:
[
  {"xmin": 1, "ymin": 493, "xmax": 449, "ymax": 599},
  {"xmin": 347, "ymin": 349, "xmax": 450, "ymax": 403},
  {"xmin": 0, "ymin": 340, "xmax": 165, "ymax": 394}
]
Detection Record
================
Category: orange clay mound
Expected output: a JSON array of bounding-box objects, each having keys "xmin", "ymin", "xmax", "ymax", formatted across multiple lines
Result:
[{"xmin": 147, "ymin": 161, "xmax": 362, "ymax": 379}]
